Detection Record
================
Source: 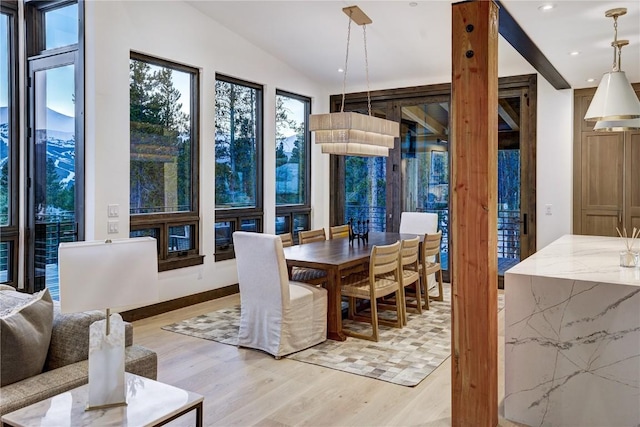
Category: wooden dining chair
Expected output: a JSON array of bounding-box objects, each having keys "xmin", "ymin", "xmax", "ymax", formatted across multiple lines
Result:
[
  {"xmin": 278, "ymin": 232, "xmax": 294, "ymax": 248},
  {"xmin": 329, "ymin": 224, "xmax": 350, "ymax": 239},
  {"xmin": 378, "ymin": 236, "xmax": 421, "ymax": 325},
  {"xmin": 299, "ymin": 228, "xmax": 326, "ymax": 244},
  {"xmin": 420, "ymin": 231, "xmax": 444, "ymax": 310},
  {"xmin": 279, "ymin": 232, "xmax": 327, "ymax": 286},
  {"xmin": 341, "ymin": 241, "xmax": 403, "ymax": 342},
  {"xmin": 399, "ymin": 236, "xmax": 422, "ymax": 324}
]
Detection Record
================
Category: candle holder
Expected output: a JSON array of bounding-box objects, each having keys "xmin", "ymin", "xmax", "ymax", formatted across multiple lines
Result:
[{"xmin": 348, "ymin": 218, "xmax": 369, "ymax": 245}]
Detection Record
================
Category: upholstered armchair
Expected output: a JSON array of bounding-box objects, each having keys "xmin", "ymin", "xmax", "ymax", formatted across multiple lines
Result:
[{"xmin": 232, "ymin": 232, "xmax": 328, "ymax": 358}]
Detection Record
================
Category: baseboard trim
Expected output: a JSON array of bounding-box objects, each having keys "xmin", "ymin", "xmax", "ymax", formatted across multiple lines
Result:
[{"xmin": 120, "ymin": 284, "xmax": 239, "ymax": 322}]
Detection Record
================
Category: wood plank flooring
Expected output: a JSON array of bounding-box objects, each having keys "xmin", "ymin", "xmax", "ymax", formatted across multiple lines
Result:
[{"xmin": 133, "ymin": 291, "xmax": 525, "ymax": 426}]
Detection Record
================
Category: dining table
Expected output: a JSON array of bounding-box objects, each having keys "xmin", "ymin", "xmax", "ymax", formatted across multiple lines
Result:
[{"xmin": 283, "ymin": 231, "xmax": 422, "ymax": 341}]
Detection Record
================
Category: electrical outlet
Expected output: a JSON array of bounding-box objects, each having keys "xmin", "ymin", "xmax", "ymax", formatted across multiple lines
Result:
[
  {"xmin": 108, "ymin": 220, "xmax": 119, "ymax": 234},
  {"xmin": 108, "ymin": 204, "xmax": 119, "ymax": 218},
  {"xmin": 545, "ymin": 204, "xmax": 552, "ymax": 216}
]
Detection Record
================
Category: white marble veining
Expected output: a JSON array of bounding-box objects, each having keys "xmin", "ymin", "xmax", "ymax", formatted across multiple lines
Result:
[
  {"xmin": 505, "ymin": 235, "xmax": 640, "ymax": 427},
  {"xmin": 1, "ymin": 373, "xmax": 203, "ymax": 427},
  {"xmin": 88, "ymin": 313, "xmax": 126, "ymax": 409}
]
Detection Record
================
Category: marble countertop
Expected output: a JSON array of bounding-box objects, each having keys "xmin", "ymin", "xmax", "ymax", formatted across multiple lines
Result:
[{"xmin": 506, "ymin": 234, "xmax": 640, "ymax": 287}]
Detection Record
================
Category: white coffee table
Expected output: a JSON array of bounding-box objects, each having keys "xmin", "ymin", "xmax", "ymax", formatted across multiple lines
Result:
[{"xmin": 1, "ymin": 373, "xmax": 203, "ymax": 427}]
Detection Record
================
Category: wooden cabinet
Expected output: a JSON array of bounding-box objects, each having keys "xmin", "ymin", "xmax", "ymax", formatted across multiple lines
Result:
[{"xmin": 573, "ymin": 85, "xmax": 640, "ymax": 236}]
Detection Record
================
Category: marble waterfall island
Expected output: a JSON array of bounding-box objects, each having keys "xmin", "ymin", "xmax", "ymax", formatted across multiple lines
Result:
[{"xmin": 504, "ymin": 234, "xmax": 640, "ymax": 427}]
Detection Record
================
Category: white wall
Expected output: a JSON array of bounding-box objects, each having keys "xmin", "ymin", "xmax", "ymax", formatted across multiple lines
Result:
[
  {"xmin": 83, "ymin": 1, "xmax": 574, "ymax": 306},
  {"xmin": 84, "ymin": 1, "xmax": 330, "ymax": 304},
  {"xmin": 535, "ymin": 76, "xmax": 573, "ymax": 249}
]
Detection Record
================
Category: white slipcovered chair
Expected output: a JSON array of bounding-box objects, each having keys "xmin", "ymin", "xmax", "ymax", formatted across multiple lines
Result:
[
  {"xmin": 232, "ymin": 232, "xmax": 328, "ymax": 358},
  {"xmin": 399, "ymin": 212, "xmax": 439, "ymax": 304}
]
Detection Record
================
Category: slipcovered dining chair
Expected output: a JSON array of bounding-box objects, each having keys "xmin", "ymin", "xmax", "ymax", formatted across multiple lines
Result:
[
  {"xmin": 341, "ymin": 241, "xmax": 404, "ymax": 342},
  {"xmin": 420, "ymin": 231, "xmax": 444, "ymax": 310},
  {"xmin": 329, "ymin": 224, "xmax": 350, "ymax": 239},
  {"xmin": 278, "ymin": 232, "xmax": 327, "ymax": 286},
  {"xmin": 233, "ymin": 232, "xmax": 328, "ymax": 358}
]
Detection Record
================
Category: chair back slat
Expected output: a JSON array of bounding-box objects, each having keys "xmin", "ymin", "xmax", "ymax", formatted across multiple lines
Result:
[
  {"xmin": 371, "ymin": 241, "xmax": 401, "ymax": 276},
  {"xmin": 329, "ymin": 224, "xmax": 350, "ymax": 239},
  {"xmin": 278, "ymin": 232, "xmax": 294, "ymax": 247},
  {"xmin": 422, "ymin": 231, "xmax": 442, "ymax": 257},
  {"xmin": 299, "ymin": 228, "xmax": 326, "ymax": 244},
  {"xmin": 401, "ymin": 236, "xmax": 420, "ymax": 267}
]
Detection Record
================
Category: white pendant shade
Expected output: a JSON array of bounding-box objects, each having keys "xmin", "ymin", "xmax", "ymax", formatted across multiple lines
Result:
[
  {"xmin": 594, "ymin": 117, "xmax": 640, "ymax": 131},
  {"xmin": 584, "ymin": 71, "xmax": 640, "ymax": 121},
  {"xmin": 320, "ymin": 142, "xmax": 389, "ymax": 157},
  {"xmin": 311, "ymin": 111, "xmax": 399, "ymax": 157}
]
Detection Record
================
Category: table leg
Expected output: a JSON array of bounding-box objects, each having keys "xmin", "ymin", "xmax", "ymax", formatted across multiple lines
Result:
[
  {"xmin": 195, "ymin": 401, "xmax": 203, "ymax": 427},
  {"xmin": 325, "ymin": 268, "xmax": 346, "ymax": 341}
]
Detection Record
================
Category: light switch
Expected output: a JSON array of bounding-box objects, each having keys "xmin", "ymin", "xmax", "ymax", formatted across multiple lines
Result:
[
  {"xmin": 108, "ymin": 220, "xmax": 119, "ymax": 234},
  {"xmin": 108, "ymin": 204, "xmax": 120, "ymax": 218},
  {"xmin": 545, "ymin": 204, "xmax": 552, "ymax": 216}
]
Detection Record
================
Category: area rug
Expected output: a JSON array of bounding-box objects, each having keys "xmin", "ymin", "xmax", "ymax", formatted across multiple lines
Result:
[{"xmin": 162, "ymin": 284, "xmax": 505, "ymax": 387}]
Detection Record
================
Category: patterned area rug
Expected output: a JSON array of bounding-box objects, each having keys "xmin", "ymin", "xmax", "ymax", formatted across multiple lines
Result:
[{"xmin": 162, "ymin": 284, "xmax": 505, "ymax": 387}]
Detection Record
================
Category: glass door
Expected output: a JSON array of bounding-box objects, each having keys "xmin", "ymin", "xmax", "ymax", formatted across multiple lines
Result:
[
  {"xmin": 343, "ymin": 106, "xmax": 387, "ymax": 232},
  {"xmin": 27, "ymin": 53, "xmax": 80, "ymax": 298},
  {"xmin": 401, "ymin": 101, "xmax": 450, "ymax": 277}
]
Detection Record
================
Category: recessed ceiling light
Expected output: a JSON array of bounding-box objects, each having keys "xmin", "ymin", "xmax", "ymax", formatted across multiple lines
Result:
[
  {"xmin": 587, "ymin": 78, "xmax": 596, "ymax": 83},
  {"xmin": 538, "ymin": 4, "xmax": 555, "ymax": 11},
  {"xmin": 337, "ymin": 68, "xmax": 344, "ymax": 73},
  {"xmin": 569, "ymin": 51, "xmax": 580, "ymax": 56},
  {"xmin": 409, "ymin": 2, "xmax": 418, "ymax": 7}
]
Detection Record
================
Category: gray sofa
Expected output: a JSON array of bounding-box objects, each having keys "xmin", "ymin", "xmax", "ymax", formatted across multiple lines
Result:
[{"xmin": 0, "ymin": 287, "xmax": 157, "ymax": 416}]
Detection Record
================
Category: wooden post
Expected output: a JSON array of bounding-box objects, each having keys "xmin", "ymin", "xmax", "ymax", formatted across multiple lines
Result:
[{"xmin": 451, "ymin": 1, "xmax": 499, "ymax": 426}]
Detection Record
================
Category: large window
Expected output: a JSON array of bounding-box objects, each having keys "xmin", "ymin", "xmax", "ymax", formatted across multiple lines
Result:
[
  {"xmin": 214, "ymin": 75, "xmax": 263, "ymax": 261},
  {"xmin": 129, "ymin": 53, "xmax": 202, "ymax": 271},
  {"xmin": 275, "ymin": 90, "xmax": 311, "ymax": 242},
  {"xmin": 0, "ymin": 2, "xmax": 18, "ymax": 287}
]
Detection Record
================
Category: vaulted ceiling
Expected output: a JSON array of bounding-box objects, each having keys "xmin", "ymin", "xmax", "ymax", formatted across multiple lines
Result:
[{"xmin": 186, "ymin": 1, "xmax": 640, "ymax": 93}]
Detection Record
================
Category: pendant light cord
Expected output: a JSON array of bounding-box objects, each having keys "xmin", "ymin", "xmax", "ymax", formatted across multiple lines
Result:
[
  {"xmin": 363, "ymin": 24, "xmax": 372, "ymax": 117},
  {"xmin": 612, "ymin": 15, "xmax": 619, "ymax": 71},
  {"xmin": 340, "ymin": 10, "xmax": 373, "ymax": 117},
  {"xmin": 340, "ymin": 12, "xmax": 352, "ymax": 113}
]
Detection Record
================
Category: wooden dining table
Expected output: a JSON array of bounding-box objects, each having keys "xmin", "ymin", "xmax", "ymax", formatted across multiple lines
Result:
[{"xmin": 283, "ymin": 231, "xmax": 422, "ymax": 341}]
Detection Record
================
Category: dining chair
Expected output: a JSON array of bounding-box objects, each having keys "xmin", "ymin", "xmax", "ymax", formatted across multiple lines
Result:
[
  {"xmin": 420, "ymin": 231, "xmax": 444, "ymax": 310},
  {"xmin": 399, "ymin": 212, "xmax": 439, "ymax": 295},
  {"xmin": 299, "ymin": 228, "xmax": 327, "ymax": 244},
  {"xmin": 399, "ymin": 212, "xmax": 438, "ymax": 235},
  {"xmin": 329, "ymin": 224, "xmax": 350, "ymax": 239},
  {"xmin": 340, "ymin": 241, "xmax": 403, "ymax": 342},
  {"xmin": 278, "ymin": 232, "xmax": 327, "ymax": 286},
  {"xmin": 399, "ymin": 236, "xmax": 422, "ymax": 324},
  {"xmin": 232, "ymin": 231, "xmax": 328, "ymax": 358}
]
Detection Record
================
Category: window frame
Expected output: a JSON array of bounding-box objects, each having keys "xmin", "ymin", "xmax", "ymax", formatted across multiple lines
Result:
[
  {"xmin": 274, "ymin": 90, "xmax": 311, "ymax": 243},
  {"xmin": 214, "ymin": 74, "xmax": 264, "ymax": 261},
  {"xmin": 0, "ymin": 1, "xmax": 19, "ymax": 287},
  {"xmin": 129, "ymin": 52, "xmax": 202, "ymax": 272}
]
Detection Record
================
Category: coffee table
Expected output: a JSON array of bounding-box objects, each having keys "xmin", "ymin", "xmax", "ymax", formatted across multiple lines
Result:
[{"xmin": 1, "ymin": 373, "xmax": 203, "ymax": 427}]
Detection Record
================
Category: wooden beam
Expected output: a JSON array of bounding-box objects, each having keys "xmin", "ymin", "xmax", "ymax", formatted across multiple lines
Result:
[
  {"xmin": 402, "ymin": 105, "xmax": 447, "ymax": 135},
  {"xmin": 451, "ymin": 2, "xmax": 499, "ymax": 426},
  {"xmin": 498, "ymin": 99, "xmax": 520, "ymax": 131},
  {"xmin": 496, "ymin": 0, "xmax": 571, "ymax": 90}
]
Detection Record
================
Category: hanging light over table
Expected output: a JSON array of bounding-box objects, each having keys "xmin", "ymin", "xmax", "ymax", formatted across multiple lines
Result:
[
  {"xmin": 585, "ymin": 7, "xmax": 640, "ymax": 130},
  {"xmin": 310, "ymin": 5, "xmax": 400, "ymax": 157}
]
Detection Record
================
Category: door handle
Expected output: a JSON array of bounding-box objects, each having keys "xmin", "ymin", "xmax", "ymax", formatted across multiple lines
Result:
[{"xmin": 519, "ymin": 213, "xmax": 528, "ymax": 235}]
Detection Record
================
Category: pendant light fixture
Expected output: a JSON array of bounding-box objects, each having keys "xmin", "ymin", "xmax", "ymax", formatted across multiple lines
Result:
[
  {"xmin": 310, "ymin": 5, "xmax": 400, "ymax": 157},
  {"xmin": 584, "ymin": 7, "xmax": 640, "ymax": 130}
]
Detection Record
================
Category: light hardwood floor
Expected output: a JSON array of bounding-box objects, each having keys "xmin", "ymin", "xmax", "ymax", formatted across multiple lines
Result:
[{"xmin": 133, "ymin": 291, "xmax": 524, "ymax": 427}]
